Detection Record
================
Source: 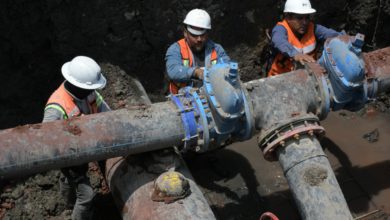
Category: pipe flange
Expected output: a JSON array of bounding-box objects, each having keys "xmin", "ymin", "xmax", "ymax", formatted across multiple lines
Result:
[
  {"xmin": 305, "ymin": 62, "xmax": 331, "ymax": 120},
  {"xmin": 258, "ymin": 116, "xmax": 325, "ymax": 161},
  {"xmin": 170, "ymin": 92, "xmax": 199, "ymax": 151}
]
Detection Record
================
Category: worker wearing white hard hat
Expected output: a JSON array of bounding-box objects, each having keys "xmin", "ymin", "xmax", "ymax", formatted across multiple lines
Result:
[
  {"xmin": 267, "ymin": 0, "xmax": 341, "ymax": 76},
  {"xmin": 165, "ymin": 9, "xmax": 230, "ymax": 94},
  {"xmin": 43, "ymin": 56, "xmax": 110, "ymax": 220}
]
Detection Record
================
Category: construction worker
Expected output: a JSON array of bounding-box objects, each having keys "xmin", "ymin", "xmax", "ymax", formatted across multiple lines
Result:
[
  {"xmin": 165, "ymin": 8, "xmax": 230, "ymax": 94},
  {"xmin": 267, "ymin": 0, "xmax": 340, "ymax": 76},
  {"xmin": 43, "ymin": 56, "xmax": 110, "ymax": 220}
]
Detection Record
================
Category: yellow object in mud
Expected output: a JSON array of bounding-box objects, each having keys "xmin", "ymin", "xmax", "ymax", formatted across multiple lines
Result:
[{"xmin": 151, "ymin": 171, "xmax": 191, "ymax": 203}]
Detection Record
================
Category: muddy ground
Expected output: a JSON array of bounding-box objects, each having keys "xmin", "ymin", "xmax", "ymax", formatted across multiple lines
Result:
[{"xmin": 0, "ymin": 0, "xmax": 389, "ymax": 219}]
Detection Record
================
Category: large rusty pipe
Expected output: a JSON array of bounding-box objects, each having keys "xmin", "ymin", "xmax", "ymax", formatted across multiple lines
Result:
[
  {"xmin": 106, "ymin": 151, "xmax": 216, "ymax": 220},
  {"xmin": 104, "ymin": 80, "xmax": 216, "ymax": 220},
  {"xmin": 277, "ymin": 136, "xmax": 352, "ymax": 219},
  {"xmin": 246, "ymin": 66, "xmax": 352, "ymax": 219},
  {"xmin": 0, "ymin": 102, "xmax": 184, "ymax": 179},
  {"xmin": 0, "ymin": 69, "xmax": 320, "ymax": 179}
]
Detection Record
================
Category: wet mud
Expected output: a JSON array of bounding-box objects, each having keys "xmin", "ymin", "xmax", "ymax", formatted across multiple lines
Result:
[{"xmin": 187, "ymin": 109, "xmax": 390, "ymax": 220}]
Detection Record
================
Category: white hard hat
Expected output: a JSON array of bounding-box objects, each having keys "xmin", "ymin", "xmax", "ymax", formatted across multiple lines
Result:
[
  {"xmin": 284, "ymin": 0, "xmax": 316, "ymax": 14},
  {"xmin": 61, "ymin": 56, "xmax": 106, "ymax": 90},
  {"xmin": 183, "ymin": 9, "xmax": 211, "ymax": 35}
]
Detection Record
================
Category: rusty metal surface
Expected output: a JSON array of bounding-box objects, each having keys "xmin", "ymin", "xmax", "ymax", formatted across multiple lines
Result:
[
  {"xmin": 123, "ymin": 180, "xmax": 215, "ymax": 220},
  {"xmin": 262, "ymin": 123, "xmax": 324, "ymax": 161},
  {"xmin": 0, "ymin": 102, "xmax": 184, "ymax": 179},
  {"xmin": 245, "ymin": 68, "xmax": 321, "ymax": 135},
  {"xmin": 107, "ymin": 150, "xmax": 216, "ymax": 220},
  {"xmin": 363, "ymin": 47, "xmax": 390, "ymax": 95},
  {"xmin": 364, "ymin": 47, "xmax": 390, "ymax": 79}
]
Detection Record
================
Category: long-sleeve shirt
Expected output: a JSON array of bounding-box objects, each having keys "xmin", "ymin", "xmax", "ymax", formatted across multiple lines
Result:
[
  {"xmin": 165, "ymin": 40, "xmax": 230, "ymax": 83},
  {"xmin": 42, "ymin": 91, "xmax": 111, "ymax": 123},
  {"xmin": 271, "ymin": 24, "xmax": 341, "ymax": 58}
]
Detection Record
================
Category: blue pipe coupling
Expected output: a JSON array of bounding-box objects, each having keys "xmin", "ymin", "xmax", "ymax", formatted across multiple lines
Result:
[
  {"xmin": 319, "ymin": 34, "xmax": 367, "ymax": 111},
  {"xmin": 171, "ymin": 62, "xmax": 254, "ymax": 152}
]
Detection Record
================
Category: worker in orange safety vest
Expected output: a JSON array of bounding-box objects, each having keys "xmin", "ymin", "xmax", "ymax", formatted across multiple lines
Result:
[
  {"xmin": 267, "ymin": 0, "xmax": 341, "ymax": 76},
  {"xmin": 165, "ymin": 8, "xmax": 230, "ymax": 94},
  {"xmin": 43, "ymin": 56, "xmax": 110, "ymax": 220}
]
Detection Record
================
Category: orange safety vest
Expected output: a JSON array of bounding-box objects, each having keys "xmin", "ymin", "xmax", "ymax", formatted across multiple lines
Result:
[
  {"xmin": 169, "ymin": 39, "xmax": 218, "ymax": 94},
  {"xmin": 268, "ymin": 20, "xmax": 317, "ymax": 76},
  {"xmin": 45, "ymin": 83, "xmax": 103, "ymax": 119}
]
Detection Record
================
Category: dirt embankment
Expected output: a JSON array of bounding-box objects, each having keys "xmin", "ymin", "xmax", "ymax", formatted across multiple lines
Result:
[{"xmin": 0, "ymin": 0, "xmax": 389, "ymax": 129}]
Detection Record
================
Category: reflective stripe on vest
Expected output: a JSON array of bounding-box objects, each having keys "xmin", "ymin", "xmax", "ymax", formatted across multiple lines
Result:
[
  {"xmin": 45, "ymin": 83, "xmax": 102, "ymax": 119},
  {"xmin": 293, "ymin": 43, "xmax": 316, "ymax": 54},
  {"xmin": 44, "ymin": 103, "xmax": 69, "ymax": 119},
  {"xmin": 169, "ymin": 39, "xmax": 218, "ymax": 94},
  {"xmin": 268, "ymin": 20, "xmax": 316, "ymax": 76},
  {"xmin": 95, "ymin": 91, "xmax": 103, "ymax": 107}
]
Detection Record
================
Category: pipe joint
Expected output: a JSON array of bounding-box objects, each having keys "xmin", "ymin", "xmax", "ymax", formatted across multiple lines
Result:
[
  {"xmin": 258, "ymin": 115, "xmax": 325, "ymax": 161},
  {"xmin": 319, "ymin": 34, "xmax": 367, "ymax": 111},
  {"xmin": 170, "ymin": 62, "xmax": 254, "ymax": 153},
  {"xmin": 305, "ymin": 62, "xmax": 331, "ymax": 119}
]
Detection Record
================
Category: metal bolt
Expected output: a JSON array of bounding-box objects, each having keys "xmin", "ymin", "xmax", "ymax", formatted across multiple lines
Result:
[
  {"xmin": 279, "ymin": 141, "xmax": 285, "ymax": 147},
  {"xmin": 308, "ymin": 130, "xmax": 314, "ymax": 136},
  {"xmin": 294, "ymin": 134, "xmax": 300, "ymax": 140}
]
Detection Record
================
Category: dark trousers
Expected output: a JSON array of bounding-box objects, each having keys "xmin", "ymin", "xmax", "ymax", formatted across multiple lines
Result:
[{"xmin": 60, "ymin": 164, "xmax": 94, "ymax": 220}]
